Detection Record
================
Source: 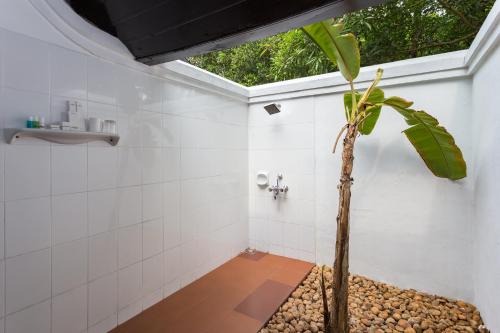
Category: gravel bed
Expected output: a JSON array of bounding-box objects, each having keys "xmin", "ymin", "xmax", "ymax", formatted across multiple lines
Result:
[{"xmin": 260, "ymin": 266, "xmax": 485, "ymax": 333}]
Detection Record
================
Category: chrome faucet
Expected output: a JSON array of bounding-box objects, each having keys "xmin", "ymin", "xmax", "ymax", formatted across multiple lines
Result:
[{"xmin": 268, "ymin": 173, "xmax": 289, "ymax": 199}]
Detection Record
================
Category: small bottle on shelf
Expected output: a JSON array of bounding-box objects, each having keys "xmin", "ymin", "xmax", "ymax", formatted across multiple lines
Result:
[
  {"xmin": 39, "ymin": 117, "xmax": 45, "ymax": 129},
  {"xmin": 26, "ymin": 116, "xmax": 34, "ymax": 128}
]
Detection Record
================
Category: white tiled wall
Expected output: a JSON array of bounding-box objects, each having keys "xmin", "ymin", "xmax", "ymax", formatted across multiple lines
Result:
[
  {"xmin": 0, "ymin": 28, "xmax": 248, "ymax": 333},
  {"xmin": 248, "ymin": 97, "xmax": 316, "ymax": 262},
  {"xmin": 248, "ymin": 78, "xmax": 475, "ymax": 302}
]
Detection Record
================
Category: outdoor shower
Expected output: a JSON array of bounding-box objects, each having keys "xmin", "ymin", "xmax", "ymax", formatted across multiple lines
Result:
[
  {"xmin": 264, "ymin": 103, "xmax": 281, "ymax": 115},
  {"xmin": 268, "ymin": 173, "xmax": 289, "ymax": 199}
]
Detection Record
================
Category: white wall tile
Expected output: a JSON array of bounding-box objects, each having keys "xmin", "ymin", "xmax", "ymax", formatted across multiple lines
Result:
[
  {"xmin": 299, "ymin": 225, "xmax": 315, "ymax": 253},
  {"xmin": 143, "ymin": 218, "xmax": 163, "ymax": 258},
  {"xmin": 115, "ymin": 66, "xmax": 139, "ymax": 109},
  {"xmin": 51, "ymin": 146, "xmax": 87, "ymax": 195},
  {"xmin": 6, "ymin": 249, "xmax": 50, "ymax": 314},
  {"xmin": 52, "ymin": 238, "xmax": 87, "ymax": 295},
  {"xmin": 117, "ymin": 186, "xmax": 141, "ymax": 227},
  {"xmin": 88, "ymin": 189, "xmax": 117, "ymax": 235},
  {"xmin": 52, "ymin": 285, "xmax": 87, "ymax": 333},
  {"xmin": 52, "ymin": 193, "xmax": 87, "ymax": 245},
  {"xmin": 0, "ymin": 146, "xmax": 5, "ymax": 203},
  {"xmin": 163, "ymin": 279, "xmax": 180, "ymax": 298},
  {"xmin": 0, "ymin": 261, "xmax": 5, "ymax": 317},
  {"xmin": 87, "ymin": 57, "xmax": 116, "ymax": 104},
  {"xmin": 118, "ymin": 300, "xmax": 142, "ymax": 325},
  {"xmin": 118, "ymin": 224, "xmax": 142, "ymax": 268},
  {"xmin": 88, "ymin": 273, "xmax": 117, "ymax": 326},
  {"xmin": 118, "ymin": 263, "xmax": 142, "ymax": 309},
  {"xmin": 88, "ymin": 314, "xmax": 117, "ymax": 333},
  {"xmin": 142, "ymin": 184, "xmax": 162, "ymax": 221},
  {"xmin": 89, "ymin": 231, "xmax": 117, "ymax": 280},
  {"xmin": 164, "ymin": 246, "xmax": 181, "ymax": 283},
  {"xmin": 142, "ymin": 289, "xmax": 162, "ymax": 310},
  {"xmin": 5, "ymin": 145, "xmax": 50, "ymax": 201},
  {"xmin": 5, "ymin": 197, "xmax": 51, "ymax": 257},
  {"xmin": 162, "ymin": 115, "xmax": 181, "ymax": 147},
  {"xmin": 50, "ymin": 46, "xmax": 86, "ymax": 99},
  {"xmin": 135, "ymin": 72, "xmax": 163, "ymax": 112},
  {"xmin": 137, "ymin": 74, "xmax": 163, "ymax": 113},
  {"xmin": 5, "ymin": 300, "xmax": 51, "ymax": 333},
  {"xmin": 283, "ymin": 223, "xmax": 300, "ymax": 250},
  {"xmin": 118, "ymin": 147, "xmax": 142, "ymax": 187},
  {"xmin": 249, "ymin": 124, "xmax": 313, "ymax": 150},
  {"xmin": 142, "ymin": 147, "xmax": 162, "ymax": 184},
  {"xmin": 162, "ymin": 147, "xmax": 180, "ymax": 182},
  {"xmin": 0, "ymin": 87, "xmax": 50, "ymax": 129},
  {"xmin": 116, "ymin": 111, "xmax": 142, "ymax": 147},
  {"xmin": 143, "ymin": 254, "xmax": 163, "ymax": 295},
  {"xmin": 88, "ymin": 147, "xmax": 118, "ymax": 191},
  {"xmin": 164, "ymin": 216, "xmax": 181, "ymax": 250},
  {"xmin": 163, "ymin": 181, "xmax": 180, "ymax": 225},
  {"xmin": 141, "ymin": 111, "xmax": 163, "ymax": 147},
  {"xmin": 2, "ymin": 32, "xmax": 49, "ymax": 93}
]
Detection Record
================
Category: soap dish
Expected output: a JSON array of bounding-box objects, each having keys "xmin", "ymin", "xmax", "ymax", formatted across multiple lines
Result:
[{"xmin": 256, "ymin": 171, "xmax": 269, "ymax": 187}]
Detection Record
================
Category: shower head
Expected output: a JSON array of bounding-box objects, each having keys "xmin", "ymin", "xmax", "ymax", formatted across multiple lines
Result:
[{"xmin": 264, "ymin": 103, "xmax": 281, "ymax": 115}]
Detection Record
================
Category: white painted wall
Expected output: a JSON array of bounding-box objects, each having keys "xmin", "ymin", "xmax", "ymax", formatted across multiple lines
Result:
[
  {"xmin": 249, "ymin": 77, "xmax": 475, "ymax": 301},
  {"xmin": 0, "ymin": 21, "xmax": 247, "ymax": 333},
  {"xmin": 472, "ymin": 41, "xmax": 500, "ymax": 333}
]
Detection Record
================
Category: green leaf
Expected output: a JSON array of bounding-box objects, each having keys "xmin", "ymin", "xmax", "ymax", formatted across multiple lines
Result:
[
  {"xmin": 366, "ymin": 87, "xmax": 385, "ymax": 104},
  {"xmin": 359, "ymin": 105, "xmax": 381, "ymax": 135},
  {"xmin": 344, "ymin": 91, "xmax": 358, "ymax": 122},
  {"xmin": 344, "ymin": 87, "xmax": 385, "ymax": 134},
  {"xmin": 385, "ymin": 101, "xmax": 466, "ymax": 180},
  {"xmin": 384, "ymin": 96, "xmax": 413, "ymax": 109},
  {"xmin": 302, "ymin": 21, "xmax": 360, "ymax": 82}
]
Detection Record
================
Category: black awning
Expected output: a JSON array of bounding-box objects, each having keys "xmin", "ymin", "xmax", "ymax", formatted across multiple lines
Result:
[{"xmin": 66, "ymin": 0, "xmax": 385, "ymax": 65}]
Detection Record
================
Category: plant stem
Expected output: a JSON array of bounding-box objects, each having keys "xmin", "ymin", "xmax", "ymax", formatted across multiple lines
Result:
[
  {"xmin": 349, "ymin": 81, "xmax": 357, "ymax": 122},
  {"xmin": 329, "ymin": 124, "xmax": 358, "ymax": 333}
]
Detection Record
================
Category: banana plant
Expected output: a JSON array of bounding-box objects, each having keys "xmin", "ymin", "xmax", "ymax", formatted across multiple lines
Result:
[{"xmin": 302, "ymin": 20, "xmax": 466, "ymax": 333}]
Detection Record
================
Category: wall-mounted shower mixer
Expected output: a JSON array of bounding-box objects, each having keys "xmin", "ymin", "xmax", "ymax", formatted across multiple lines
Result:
[{"xmin": 268, "ymin": 173, "xmax": 289, "ymax": 199}]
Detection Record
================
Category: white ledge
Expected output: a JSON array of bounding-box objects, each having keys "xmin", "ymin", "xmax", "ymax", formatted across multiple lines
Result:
[
  {"xmin": 248, "ymin": 51, "xmax": 468, "ymax": 103},
  {"xmin": 6, "ymin": 128, "xmax": 120, "ymax": 146}
]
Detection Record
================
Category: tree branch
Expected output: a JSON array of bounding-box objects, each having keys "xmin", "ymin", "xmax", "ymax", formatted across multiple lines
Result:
[
  {"xmin": 436, "ymin": 0, "xmax": 478, "ymax": 30},
  {"xmin": 407, "ymin": 30, "xmax": 478, "ymax": 53}
]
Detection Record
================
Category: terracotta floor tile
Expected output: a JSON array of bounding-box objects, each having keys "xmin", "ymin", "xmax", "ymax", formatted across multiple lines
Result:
[
  {"xmin": 269, "ymin": 265, "xmax": 313, "ymax": 286},
  {"xmin": 204, "ymin": 311, "xmax": 263, "ymax": 333},
  {"xmin": 111, "ymin": 253, "xmax": 313, "ymax": 333},
  {"xmin": 234, "ymin": 279, "xmax": 295, "ymax": 323}
]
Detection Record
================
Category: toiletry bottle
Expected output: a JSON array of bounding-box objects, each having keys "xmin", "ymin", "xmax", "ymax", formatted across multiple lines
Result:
[
  {"xmin": 40, "ymin": 117, "xmax": 45, "ymax": 129},
  {"xmin": 33, "ymin": 116, "xmax": 40, "ymax": 129},
  {"xmin": 27, "ymin": 116, "xmax": 34, "ymax": 128}
]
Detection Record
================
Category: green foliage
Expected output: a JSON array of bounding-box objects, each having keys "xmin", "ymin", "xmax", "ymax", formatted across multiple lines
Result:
[
  {"xmin": 297, "ymin": 21, "xmax": 467, "ymax": 180},
  {"xmin": 187, "ymin": 0, "xmax": 494, "ymax": 86},
  {"xmin": 343, "ymin": 88, "xmax": 385, "ymax": 134},
  {"xmin": 302, "ymin": 21, "xmax": 360, "ymax": 82},
  {"xmin": 387, "ymin": 104, "xmax": 467, "ymax": 180},
  {"xmin": 340, "ymin": 82, "xmax": 467, "ymax": 179}
]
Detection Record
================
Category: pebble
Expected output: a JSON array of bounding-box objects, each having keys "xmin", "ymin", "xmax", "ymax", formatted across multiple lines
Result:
[{"xmin": 259, "ymin": 266, "xmax": 486, "ymax": 333}]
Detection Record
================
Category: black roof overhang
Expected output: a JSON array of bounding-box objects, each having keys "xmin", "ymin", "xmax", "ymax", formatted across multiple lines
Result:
[{"xmin": 67, "ymin": 0, "xmax": 387, "ymax": 66}]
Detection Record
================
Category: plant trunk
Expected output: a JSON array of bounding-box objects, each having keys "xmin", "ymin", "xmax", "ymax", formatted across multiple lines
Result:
[{"xmin": 329, "ymin": 124, "xmax": 358, "ymax": 333}]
